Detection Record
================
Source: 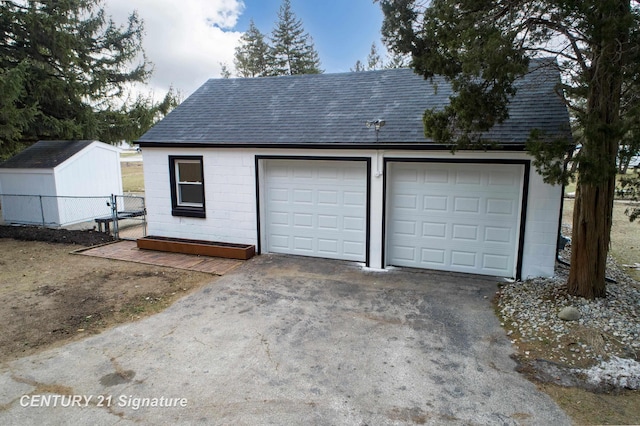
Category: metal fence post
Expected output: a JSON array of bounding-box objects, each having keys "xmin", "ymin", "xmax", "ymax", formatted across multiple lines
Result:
[
  {"xmin": 110, "ymin": 194, "xmax": 119, "ymax": 239},
  {"xmin": 39, "ymin": 195, "xmax": 45, "ymax": 227}
]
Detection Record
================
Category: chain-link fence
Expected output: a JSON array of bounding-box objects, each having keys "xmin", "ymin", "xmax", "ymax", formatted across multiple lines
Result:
[{"xmin": 0, "ymin": 193, "xmax": 146, "ymax": 240}]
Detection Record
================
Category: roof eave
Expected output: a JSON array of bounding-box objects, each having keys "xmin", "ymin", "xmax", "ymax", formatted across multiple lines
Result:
[{"xmin": 136, "ymin": 141, "xmax": 529, "ymax": 151}]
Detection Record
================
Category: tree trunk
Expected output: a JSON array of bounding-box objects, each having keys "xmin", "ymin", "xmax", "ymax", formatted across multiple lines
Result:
[
  {"xmin": 567, "ymin": 178, "xmax": 615, "ymax": 299},
  {"xmin": 566, "ymin": 0, "xmax": 629, "ymax": 299}
]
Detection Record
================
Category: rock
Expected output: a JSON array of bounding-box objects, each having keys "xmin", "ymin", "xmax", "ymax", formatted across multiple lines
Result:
[{"xmin": 559, "ymin": 306, "xmax": 581, "ymax": 321}]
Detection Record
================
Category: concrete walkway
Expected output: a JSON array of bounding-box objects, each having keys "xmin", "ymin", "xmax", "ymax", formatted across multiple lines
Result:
[{"xmin": 0, "ymin": 255, "xmax": 570, "ymax": 425}]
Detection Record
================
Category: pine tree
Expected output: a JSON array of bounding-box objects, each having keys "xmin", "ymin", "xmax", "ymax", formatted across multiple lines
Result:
[
  {"xmin": 351, "ymin": 60, "xmax": 366, "ymax": 72},
  {"xmin": 219, "ymin": 63, "xmax": 232, "ymax": 79},
  {"xmin": 0, "ymin": 0, "xmax": 177, "ymax": 158},
  {"xmin": 233, "ymin": 19, "xmax": 270, "ymax": 78},
  {"xmin": 270, "ymin": 0, "xmax": 322, "ymax": 75},
  {"xmin": 367, "ymin": 43, "xmax": 383, "ymax": 71}
]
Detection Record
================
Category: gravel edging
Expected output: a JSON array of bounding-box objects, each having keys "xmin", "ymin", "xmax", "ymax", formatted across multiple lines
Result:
[{"xmin": 495, "ymin": 238, "xmax": 640, "ymax": 391}]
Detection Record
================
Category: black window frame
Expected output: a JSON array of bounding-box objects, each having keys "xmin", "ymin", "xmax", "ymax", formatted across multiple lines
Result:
[{"xmin": 169, "ymin": 155, "xmax": 206, "ymax": 218}]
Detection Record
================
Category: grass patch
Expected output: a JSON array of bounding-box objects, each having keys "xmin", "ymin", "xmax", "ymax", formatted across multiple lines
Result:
[
  {"xmin": 539, "ymin": 384, "xmax": 639, "ymax": 425},
  {"xmin": 563, "ymin": 198, "xmax": 640, "ymax": 281},
  {"xmin": 121, "ymin": 161, "xmax": 145, "ymax": 192},
  {"xmin": 564, "ymin": 171, "xmax": 638, "ymax": 195}
]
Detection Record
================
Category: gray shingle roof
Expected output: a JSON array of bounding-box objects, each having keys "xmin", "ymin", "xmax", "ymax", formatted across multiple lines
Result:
[
  {"xmin": 0, "ymin": 140, "xmax": 95, "ymax": 169},
  {"xmin": 137, "ymin": 58, "xmax": 571, "ymax": 148}
]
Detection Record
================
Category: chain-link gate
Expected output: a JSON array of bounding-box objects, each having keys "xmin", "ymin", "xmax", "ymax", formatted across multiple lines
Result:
[{"xmin": 109, "ymin": 194, "xmax": 147, "ymax": 240}]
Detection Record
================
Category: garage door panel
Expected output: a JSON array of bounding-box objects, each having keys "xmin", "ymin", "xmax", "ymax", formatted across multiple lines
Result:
[
  {"xmin": 388, "ymin": 162, "xmax": 523, "ymax": 277},
  {"xmin": 344, "ymin": 191, "xmax": 366, "ymax": 206},
  {"xmin": 265, "ymin": 160, "xmax": 367, "ymax": 262},
  {"xmin": 392, "ymin": 220, "xmax": 417, "ymax": 236},
  {"xmin": 344, "ymin": 216, "xmax": 365, "ymax": 231},
  {"xmin": 484, "ymin": 226, "xmax": 512, "ymax": 243},
  {"xmin": 393, "ymin": 194, "xmax": 418, "ymax": 209},
  {"xmin": 424, "ymin": 169, "xmax": 448, "ymax": 183},
  {"xmin": 318, "ymin": 214, "xmax": 338, "ymax": 230},
  {"xmin": 423, "ymin": 195, "xmax": 448, "ymax": 211},
  {"xmin": 421, "ymin": 248, "xmax": 446, "ymax": 265},
  {"xmin": 451, "ymin": 224, "xmax": 479, "ymax": 242},
  {"xmin": 270, "ymin": 211, "xmax": 289, "ymax": 225},
  {"xmin": 318, "ymin": 190, "xmax": 339, "ymax": 205},
  {"xmin": 423, "ymin": 222, "xmax": 446, "ymax": 238},
  {"xmin": 451, "ymin": 250, "xmax": 477, "ymax": 268},
  {"xmin": 318, "ymin": 239, "xmax": 338, "ymax": 254},
  {"xmin": 392, "ymin": 245, "xmax": 416, "ymax": 262},
  {"xmin": 293, "ymin": 213, "xmax": 313, "ymax": 227},
  {"xmin": 455, "ymin": 170, "xmax": 482, "ymax": 185},
  {"xmin": 453, "ymin": 197, "xmax": 481, "ymax": 213},
  {"xmin": 344, "ymin": 240, "xmax": 365, "ymax": 255},
  {"xmin": 293, "ymin": 236, "xmax": 313, "ymax": 252},
  {"xmin": 486, "ymin": 198, "xmax": 517, "ymax": 216},
  {"xmin": 482, "ymin": 254, "xmax": 510, "ymax": 272}
]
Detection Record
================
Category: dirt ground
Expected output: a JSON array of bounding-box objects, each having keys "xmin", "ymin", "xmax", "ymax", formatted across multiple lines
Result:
[{"xmin": 0, "ymin": 226, "xmax": 214, "ymax": 363}]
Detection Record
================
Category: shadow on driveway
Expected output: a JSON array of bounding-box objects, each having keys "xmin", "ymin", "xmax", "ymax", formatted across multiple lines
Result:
[{"xmin": 1, "ymin": 254, "xmax": 570, "ymax": 425}]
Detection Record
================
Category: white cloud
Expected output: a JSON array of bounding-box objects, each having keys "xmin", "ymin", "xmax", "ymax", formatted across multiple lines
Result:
[{"xmin": 104, "ymin": 0, "xmax": 245, "ymax": 100}]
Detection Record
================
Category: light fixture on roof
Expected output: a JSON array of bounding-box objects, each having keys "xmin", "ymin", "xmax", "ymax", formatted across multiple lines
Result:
[{"xmin": 365, "ymin": 119, "xmax": 385, "ymax": 142}]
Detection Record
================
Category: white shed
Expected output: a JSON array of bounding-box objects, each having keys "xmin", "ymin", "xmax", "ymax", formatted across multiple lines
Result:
[{"xmin": 0, "ymin": 140, "xmax": 122, "ymax": 227}]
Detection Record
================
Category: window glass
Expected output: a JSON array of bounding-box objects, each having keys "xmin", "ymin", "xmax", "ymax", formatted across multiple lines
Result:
[
  {"xmin": 170, "ymin": 156, "xmax": 205, "ymax": 217},
  {"xmin": 177, "ymin": 161, "xmax": 202, "ymax": 183}
]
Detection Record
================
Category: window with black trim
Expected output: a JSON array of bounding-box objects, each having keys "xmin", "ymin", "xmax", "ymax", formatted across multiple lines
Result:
[{"xmin": 169, "ymin": 156, "xmax": 205, "ymax": 217}]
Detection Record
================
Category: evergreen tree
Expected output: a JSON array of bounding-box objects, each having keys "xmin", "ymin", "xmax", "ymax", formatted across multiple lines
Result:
[
  {"xmin": 367, "ymin": 43, "xmax": 383, "ymax": 71},
  {"xmin": 384, "ymin": 51, "xmax": 408, "ymax": 69},
  {"xmin": 270, "ymin": 0, "xmax": 322, "ymax": 75},
  {"xmin": 379, "ymin": 0, "xmax": 640, "ymax": 299},
  {"xmin": 351, "ymin": 42, "xmax": 408, "ymax": 72},
  {"xmin": 219, "ymin": 63, "xmax": 232, "ymax": 79},
  {"xmin": 351, "ymin": 60, "xmax": 366, "ymax": 72},
  {"xmin": 0, "ymin": 0, "xmax": 177, "ymax": 158},
  {"xmin": 233, "ymin": 19, "xmax": 270, "ymax": 78}
]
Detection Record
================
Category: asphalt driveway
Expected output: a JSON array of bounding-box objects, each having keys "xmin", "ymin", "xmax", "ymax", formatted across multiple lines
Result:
[{"xmin": 1, "ymin": 254, "xmax": 570, "ymax": 425}]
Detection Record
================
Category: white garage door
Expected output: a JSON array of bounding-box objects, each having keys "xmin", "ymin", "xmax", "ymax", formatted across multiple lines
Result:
[
  {"xmin": 387, "ymin": 162, "xmax": 524, "ymax": 277},
  {"xmin": 264, "ymin": 159, "xmax": 368, "ymax": 262}
]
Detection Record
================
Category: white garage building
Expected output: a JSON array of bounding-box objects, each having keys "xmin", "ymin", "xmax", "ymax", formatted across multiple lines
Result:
[{"xmin": 137, "ymin": 59, "xmax": 570, "ymax": 279}]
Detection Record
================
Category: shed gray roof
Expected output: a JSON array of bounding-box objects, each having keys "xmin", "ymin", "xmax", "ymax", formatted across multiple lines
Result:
[
  {"xmin": 0, "ymin": 140, "xmax": 95, "ymax": 169},
  {"xmin": 138, "ymin": 58, "xmax": 571, "ymax": 149}
]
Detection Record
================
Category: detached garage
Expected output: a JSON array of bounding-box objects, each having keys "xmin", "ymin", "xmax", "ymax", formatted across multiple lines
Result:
[{"xmin": 137, "ymin": 58, "xmax": 571, "ymax": 279}]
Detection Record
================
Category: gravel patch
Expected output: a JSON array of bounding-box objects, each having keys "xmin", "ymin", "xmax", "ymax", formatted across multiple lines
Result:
[{"xmin": 495, "ymin": 231, "xmax": 640, "ymax": 391}]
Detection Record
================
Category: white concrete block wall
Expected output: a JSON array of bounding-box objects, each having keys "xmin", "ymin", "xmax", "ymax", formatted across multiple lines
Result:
[
  {"xmin": 143, "ymin": 147, "xmax": 561, "ymax": 278},
  {"xmin": 142, "ymin": 148, "xmax": 258, "ymax": 245},
  {"xmin": 520, "ymin": 168, "xmax": 562, "ymax": 278}
]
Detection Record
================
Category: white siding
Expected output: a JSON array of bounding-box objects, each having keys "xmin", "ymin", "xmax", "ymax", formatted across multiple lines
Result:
[
  {"xmin": 0, "ymin": 141, "xmax": 122, "ymax": 226},
  {"xmin": 0, "ymin": 169, "xmax": 58, "ymax": 225},
  {"xmin": 142, "ymin": 148, "xmax": 561, "ymax": 278},
  {"xmin": 55, "ymin": 142, "xmax": 122, "ymax": 197}
]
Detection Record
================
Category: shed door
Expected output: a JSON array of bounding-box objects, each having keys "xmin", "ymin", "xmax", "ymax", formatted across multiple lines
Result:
[
  {"xmin": 264, "ymin": 159, "xmax": 367, "ymax": 262},
  {"xmin": 387, "ymin": 162, "xmax": 523, "ymax": 277}
]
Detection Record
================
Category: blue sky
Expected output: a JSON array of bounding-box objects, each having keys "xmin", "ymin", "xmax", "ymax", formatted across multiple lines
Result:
[
  {"xmin": 236, "ymin": 0, "xmax": 386, "ymax": 73},
  {"xmin": 106, "ymin": 0, "xmax": 387, "ymax": 99}
]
